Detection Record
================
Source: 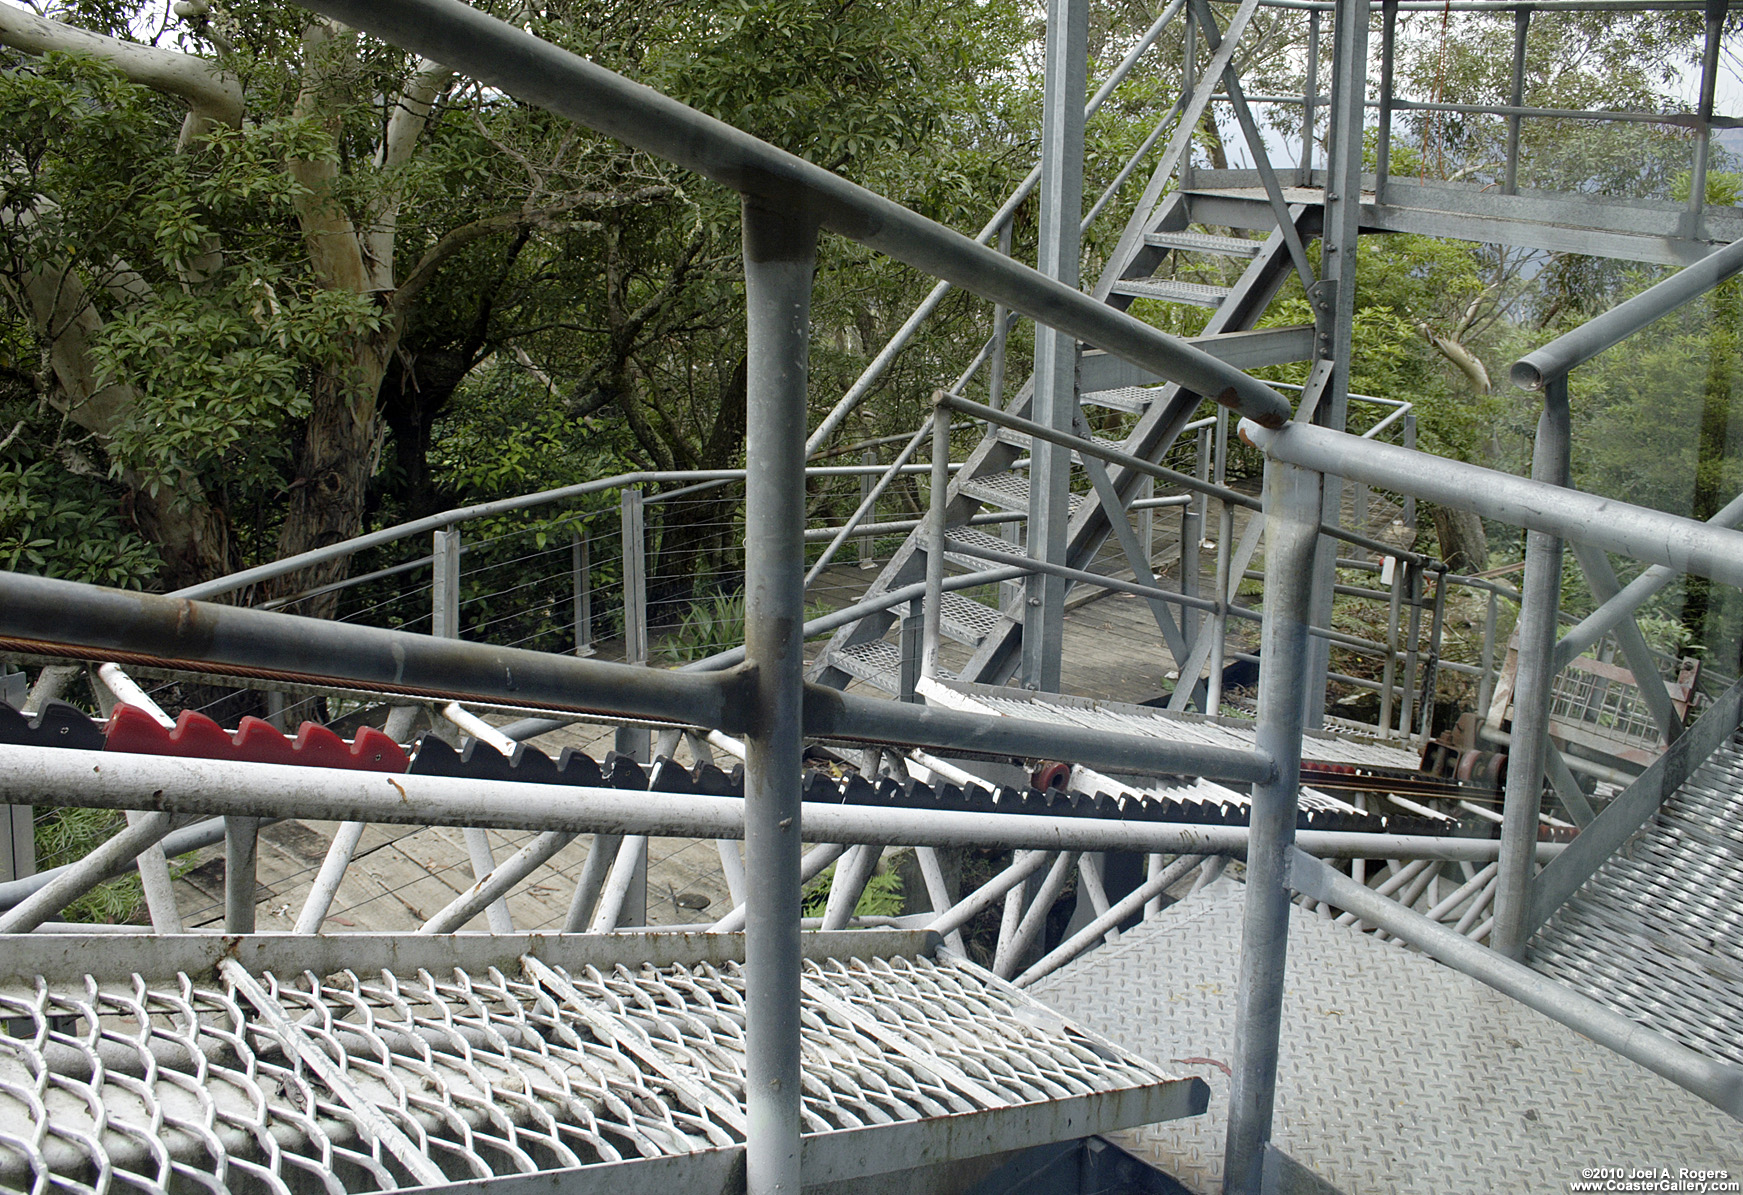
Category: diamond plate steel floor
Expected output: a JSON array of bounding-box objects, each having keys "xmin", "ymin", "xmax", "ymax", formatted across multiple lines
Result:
[{"xmin": 1032, "ymin": 880, "xmax": 1743, "ymax": 1194}]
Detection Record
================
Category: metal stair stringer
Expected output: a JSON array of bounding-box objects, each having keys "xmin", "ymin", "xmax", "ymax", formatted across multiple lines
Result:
[
  {"xmin": 955, "ymin": 207, "xmax": 1318, "ymax": 691},
  {"xmin": 807, "ymin": 373, "xmax": 1040, "ymax": 691}
]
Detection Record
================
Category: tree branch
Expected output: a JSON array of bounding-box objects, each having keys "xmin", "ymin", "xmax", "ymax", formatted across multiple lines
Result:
[{"xmin": 0, "ymin": 5, "xmax": 241, "ymax": 130}]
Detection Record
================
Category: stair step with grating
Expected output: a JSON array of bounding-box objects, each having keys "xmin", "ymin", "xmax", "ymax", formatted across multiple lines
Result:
[
  {"xmin": 994, "ymin": 427, "xmax": 1126, "ymax": 462},
  {"xmin": 942, "ymin": 525, "xmax": 1028, "ymax": 572},
  {"xmin": 1110, "ymin": 278, "xmax": 1232, "ymax": 307},
  {"xmin": 958, "ymin": 470, "xmax": 1087, "ymax": 515},
  {"xmin": 1144, "ymin": 230, "xmax": 1264, "ymax": 258},
  {"xmin": 829, "ymin": 640, "xmax": 904, "ymax": 693},
  {"xmin": 939, "ymin": 591, "xmax": 1005, "ymax": 645},
  {"xmin": 1079, "ymin": 385, "xmax": 1166, "ymax": 414}
]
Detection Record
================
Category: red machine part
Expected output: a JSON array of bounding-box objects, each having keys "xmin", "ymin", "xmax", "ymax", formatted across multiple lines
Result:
[{"xmin": 104, "ymin": 704, "xmax": 409, "ymax": 773}]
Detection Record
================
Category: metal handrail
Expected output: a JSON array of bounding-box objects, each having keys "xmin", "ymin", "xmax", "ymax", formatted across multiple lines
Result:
[{"xmin": 1512, "ymin": 236, "xmax": 1743, "ymax": 390}]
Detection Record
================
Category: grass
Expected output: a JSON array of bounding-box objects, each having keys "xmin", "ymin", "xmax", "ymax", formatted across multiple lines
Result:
[{"xmin": 34, "ymin": 806, "xmax": 148, "ymax": 924}]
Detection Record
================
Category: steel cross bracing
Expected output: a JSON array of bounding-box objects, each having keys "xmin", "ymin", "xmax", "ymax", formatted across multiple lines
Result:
[{"xmin": 0, "ymin": 932, "xmax": 1206, "ymax": 1193}]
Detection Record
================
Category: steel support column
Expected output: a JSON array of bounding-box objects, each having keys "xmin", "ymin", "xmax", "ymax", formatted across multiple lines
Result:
[
  {"xmin": 1492, "ymin": 378, "xmax": 1570, "ymax": 959},
  {"xmin": 740, "ymin": 200, "xmax": 819, "ymax": 1195},
  {"xmin": 1021, "ymin": 0, "xmax": 1087, "ymax": 693},
  {"xmin": 1223, "ymin": 461, "xmax": 1320, "ymax": 1194},
  {"xmin": 1302, "ymin": 0, "xmax": 1369, "ymax": 728}
]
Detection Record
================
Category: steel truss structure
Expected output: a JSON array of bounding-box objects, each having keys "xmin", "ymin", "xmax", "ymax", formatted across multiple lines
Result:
[{"xmin": 0, "ymin": 0, "xmax": 1741, "ymax": 1191}]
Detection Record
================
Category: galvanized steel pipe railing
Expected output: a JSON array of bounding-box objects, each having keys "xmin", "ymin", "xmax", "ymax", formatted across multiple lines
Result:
[
  {"xmin": 1236, "ymin": 419, "xmax": 1743, "ymax": 588},
  {"xmin": 1511, "ymin": 236, "xmax": 1743, "ymax": 392}
]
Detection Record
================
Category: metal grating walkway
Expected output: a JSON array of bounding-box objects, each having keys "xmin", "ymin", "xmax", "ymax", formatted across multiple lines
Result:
[
  {"xmin": 923, "ymin": 680, "xmax": 1424, "ymax": 771},
  {"xmin": 0, "ymin": 931, "xmax": 1204, "ymax": 1193},
  {"xmin": 1033, "ymin": 881, "xmax": 1743, "ymax": 1194},
  {"xmin": 1530, "ymin": 728, "xmax": 1743, "ymax": 1067}
]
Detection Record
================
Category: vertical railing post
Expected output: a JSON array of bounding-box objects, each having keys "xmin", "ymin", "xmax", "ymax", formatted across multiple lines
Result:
[
  {"xmin": 1380, "ymin": 555, "xmax": 1401, "ymax": 738},
  {"xmin": 924, "ymin": 402, "xmax": 950, "ymax": 678},
  {"xmin": 1402, "ymin": 411, "xmax": 1418, "ymax": 534},
  {"xmin": 1183, "ymin": 426, "xmax": 1209, "ymax": 649},
  {"xmin": 1477, "ymin": 586, "xmax": 1500, "ymax": 722},
  {"xmin": 1021, "ymin": 0, "xmax": 1088, "ymax": 693},
  {"xmin": 1685, "ymin": 0, "xmax": 1726, "ymax": 238},
  {"xmin": 433, "ymin": 527, "xmax": 461, "ymax": 639},
  {"xmin": 858, "ymin": 449, "xmax": 876, "ymax": 568},
  {"xmin": 1137, "ymin": 475, "xmax": 1155, "ymax": 571},
  {"xmin": 1401, "ymin": 561, "xmax": 1422, "ymax": 739},
  {"xmin": 900, "ymin": 598, "xmax": 923, "ymax": 703},
  {"xmin": 1375, "ymin": 0, "xmax": 1396, "ymax": 202},
  {"xmin": 1503, "ymin": 7, "xmax": 1530, "ymax": 195},
  {"xmin": 740, "ymin": 198, "xmax": 819, "ymax": 1195},
  {"xmin": 572, "ymin": 525, "xmax": 594, "ymax": 657},
  {"xmin": 1207, "ymin": 500, "xmax": 1234, "ymax": 715},
  {"xmin": 1223, "ymin": 460, "xmax": 1321, "ymax": 1194},
  {"xmin": 988, "ymin": 218, "xmax": 1013, "ymax": 412},
  {"xmin": 1493, "ymin": 375, "xmax": 1571, "ymax": 958},
  {"xmin": 1299, "ymin": 9, "xmax": 1319, "ymax": 186},
  {"xmin": 621, "ymin": 488, "xmax": 647, "ymax": 666}
]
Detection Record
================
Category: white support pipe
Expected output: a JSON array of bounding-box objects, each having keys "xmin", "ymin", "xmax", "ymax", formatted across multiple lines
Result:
[
  {"xmin": 296, "ymin": 820, "xmax": 366, "ymax": 933},
  {"xmin": 914, "ymin": 846, "xmax": 966, "ymax": 954},
  {"xmin": 421, "ymin": 830, "xmax": 577, "ymax": 934},
  {"xmin": 561, "ymin": 833, "xmax": 622, "ymax": 932},
  {"xmin": 708, "ymin": 842, "xmax": 845, "ymax": 933},
  {"xmin": 589, "ymin": 835, "xmax": 649, "ymax": 931},
  {"xmin": 820, "ymin": 843, "xmax": 883, "ymax": 931},
  {"xmin": 443, "ymin": 702, "xmax": 517, "ymax": 932},
  {"xmin": 1015, "ymin": 855, "xmax": 1206, "ymax": 988},
  {"xmin": 926, "ymin": 849, "xmax": 1054, "ymax": 938},
  {"xmin": 90, "ymin": 664, "xmax": 182, "ymax": 932},
  {"xmin": 994, "ymin": 849, "xmax": 1078, "ymax": 979}
]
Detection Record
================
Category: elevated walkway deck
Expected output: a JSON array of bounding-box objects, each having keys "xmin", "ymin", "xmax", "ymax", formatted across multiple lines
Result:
[{"xmin": 1033, "ymin": 880, "xmax": 1743, "ymax": 1194}]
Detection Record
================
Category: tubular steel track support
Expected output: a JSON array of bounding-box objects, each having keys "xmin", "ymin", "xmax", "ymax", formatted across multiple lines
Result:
[
  {"xmin": 1492, "ymin": 377, "xmax": 1570, "ymax": 959},
  {"xmin": 1223, "ymin": 461, "xmax": 1321, "ymax": 1195},
  {"xmin": 1022, "ymin": 0, "xmax": 1087, "ymax": 695},
  {"xmin": 740, "ymin": 200, "xmax": 819, "ymax": 1195}
]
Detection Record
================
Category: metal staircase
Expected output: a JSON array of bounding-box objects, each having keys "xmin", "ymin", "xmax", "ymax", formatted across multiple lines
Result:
[{"xmin": 809, "ymin": 186, "xmax": 1318, "ymax": 700}]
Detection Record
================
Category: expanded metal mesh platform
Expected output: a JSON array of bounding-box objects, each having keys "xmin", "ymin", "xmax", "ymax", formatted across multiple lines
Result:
[
  {"xmin": 0, "ymin": 931, "xmax": 1205, "ymax": 1193},
  {"xmin": 1530, "ymin": 727, "xmax": 1743, "ymax": 1067},
  {"xmin": 1034, "ymin": 880, "xmax": 1743, "ymax": 1194}
]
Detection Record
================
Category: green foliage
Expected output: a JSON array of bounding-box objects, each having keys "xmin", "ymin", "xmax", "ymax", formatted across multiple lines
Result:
[
  {"xmin": 33, "ymin": 807, "xmax": 146, "ymax": 924},
  {"xmin": 801, "ymin": 861, "xmax": 904, "ymax": 918}
]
